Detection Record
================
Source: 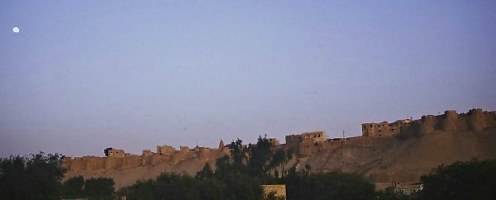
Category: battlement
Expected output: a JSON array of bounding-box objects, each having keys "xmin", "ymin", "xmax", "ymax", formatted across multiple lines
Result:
[
  {"xmin": 157, "ymin": 145, "xmax": 175, "ymax": 156},
  {"xmin": 363, "ymin": 108, "xmax": 496, "ymax": 136}
]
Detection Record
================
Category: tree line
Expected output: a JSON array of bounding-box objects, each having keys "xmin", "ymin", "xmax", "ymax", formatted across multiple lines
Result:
[{"xmin": 0, "ymin": 153, "xmax": 114, "ymax": 200}]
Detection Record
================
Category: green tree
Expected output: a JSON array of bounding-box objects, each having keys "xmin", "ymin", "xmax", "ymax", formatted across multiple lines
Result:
[
  {"xmin": 84, "ymin": 177, "xmax": 115, "ymax": 200},
  {"xmin": 62, "ymin": 176, "xmax": 85, "ymax": 199},
  {"xmin": 227, "ymin": 138, "xmax": 247, "ymax": 173},
  {"xmin": 153, "ymin": 173, "xmax": 199, "ymax": 200},
  {"xmin": 122, "ymin": 180, "xmax": 154, "ymax": 200},
  {"xmin": 195, "ymin": 162, "xmax": 214, "ymax": 179},
  {"xmin": 418, "ymin": 159, "xmax": 496, "ymax": 200},
  {"xmin": 0, "ymin": 152, "xmax": 66, "ymax": 200},
  {"xmin": 220, "ymin": 173, "xmax": 263, "ymax": 200},
  {"xmin": 284, "ymin": 170, "xmax": 375, "ymax": 200},
  {"xmin": 196, "ymin": 176, "xmax": 227, "ymax": 200},
  {"xmin": 374, "ymin": 187, "xmax": 409, "ymax": 200},
  {"xmin": 119, "ymin": 180, "xmax": 154, "ymax": 200},
  {"xmin": 247, "ymin": 135, "xmax": 276, "ymax": 178}
]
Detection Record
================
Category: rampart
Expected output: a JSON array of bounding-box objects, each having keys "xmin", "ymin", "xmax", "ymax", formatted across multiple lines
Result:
[{"xmin": 362, "ymin": 109, "xmax": 496, "ymax": 137}]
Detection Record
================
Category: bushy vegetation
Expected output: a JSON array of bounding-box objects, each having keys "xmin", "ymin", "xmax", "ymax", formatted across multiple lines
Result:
[
  {"xmin": 0, "ymin": 152, "xmax": 65, "ymax": 200},
  {"xmin": 417, "ymin": 159, "xmax": 496, "ymax": 200},
  {"xmin": 64, "ymin": 176, "xmax": 115, "ymax": 200},
  {"xmin": 283, "ymin": 166, "xmax": 375, "ymax": 200},
  {"xmin": 0, "ymin": 152, "xmax": 115, "ymax": 200}
]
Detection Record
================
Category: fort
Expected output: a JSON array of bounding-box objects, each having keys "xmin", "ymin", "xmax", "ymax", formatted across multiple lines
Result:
[
  {"xmin": 62, "ymin": 108, "xmax": 496, "ymax": 191},
  {"xmin": 361, "ymin": 108, "xmax": 496, "ymax": 137}
]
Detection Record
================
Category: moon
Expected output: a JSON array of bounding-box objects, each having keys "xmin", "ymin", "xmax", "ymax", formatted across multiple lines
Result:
[{"xmin": 12, "ymin": 27, "xmax": 20, "ymax": 33}]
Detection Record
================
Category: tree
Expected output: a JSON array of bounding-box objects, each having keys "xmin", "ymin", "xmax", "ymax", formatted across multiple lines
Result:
[
  {"xmin": 195, "ymin": 162, "xmax": 214, "ymax": 179},
  {"xmin": 0, "ymin": 152, "xmax": 66, "ymax": 200},
  {"xmin": 418, "ymin": 159, "xmax": 496, "ymax": 200},
  {"xmin": 62, "ymin": 176, "xmax": 85, "ymax": 199},
  {"xmin": 227, "ymin": 138, "xmax": 247, "ymax": 173},
  {"xmin": 121, "ymin": 180, "xmax": 154, "ymax": 200},
  {"xmin": 284, "ymin": 170, "xmax": 375, "ymax": 200},
  {"xmin": 84, "ymin": 177, "xmax": 115, "ymax": 200},
  {"xmin": 153, "ymin": 173, "xmax": 200, "ymax": 200},
  {"xmin": 247, "ymin": 136, "xmax": 276, "ymax": 178}
]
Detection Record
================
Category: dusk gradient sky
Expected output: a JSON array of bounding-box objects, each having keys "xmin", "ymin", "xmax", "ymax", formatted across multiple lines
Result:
[{"xmin": 1, "ymin": 1, "xmax": 495, "ymax": 157}]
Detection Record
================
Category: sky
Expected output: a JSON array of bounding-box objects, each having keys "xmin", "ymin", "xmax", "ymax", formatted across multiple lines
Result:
[{"xmin": 1, "ymin": 0, "xmax": 495, "ymax": 157}]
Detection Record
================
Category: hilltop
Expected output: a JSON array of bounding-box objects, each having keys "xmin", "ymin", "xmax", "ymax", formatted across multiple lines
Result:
[{"xmin": 62, "ymin": 108, "xmax": 496, "ymax": 190}]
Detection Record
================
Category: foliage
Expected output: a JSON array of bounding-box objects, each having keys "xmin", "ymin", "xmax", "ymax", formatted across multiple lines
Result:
[
  {"xmin": 123, "ymin": 172, "xmax": 261, "ymax": 200},
  {"xmin": 84, "ymin": 177, "xmax": 115, "ymax": 200},
  {"xmin": 0, "ymin": 152, "xmax": 66, "ymax": 200},
  {"xmin": 62, "ymin": 175, "xmax": 85, "ymax": 199},
  {"xmin": 418, "ymin": 159, "xmax": 496, "ymax": 200},
  {"xmin": 121, "ymin": 180, "xmax": 154, "ymax": 200},
  {"xmin": 283, "ymin": 167, "xmax": 375, "ymax": 200},
  {"xmin": 375, "ymin": 188, "xmax": 409, "ymax": 200},
  {"xmin": 223, "ymin": 136, "xmax": 289, "ymax": 180}
]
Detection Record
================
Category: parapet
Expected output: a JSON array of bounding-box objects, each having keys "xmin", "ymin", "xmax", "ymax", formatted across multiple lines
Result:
[
  {"xmin": 364, "ymin": 109, "xmax": 495, "ymax": 136},
  {"xmin": 157, "ymin": 145, "xmax": 175, "ymax": 156}
]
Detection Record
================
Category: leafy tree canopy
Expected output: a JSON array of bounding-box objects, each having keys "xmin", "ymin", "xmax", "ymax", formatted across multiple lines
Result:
[
  {"xmin": 0, "ymin": 152, "xmax": 66, "ymax": 200},
  {"xmin": 418, "ymin": 159, "xmax": 496, "ymax": 200}
]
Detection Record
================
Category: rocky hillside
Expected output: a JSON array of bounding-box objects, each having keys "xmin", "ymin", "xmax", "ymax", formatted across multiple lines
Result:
[
  {"xmin": 62, "ymin": 109, "xmax": 496, "ymax": 190},
  {"xmin": 284, "ymin": 109, "xmax": 496, "ymax": 189}
]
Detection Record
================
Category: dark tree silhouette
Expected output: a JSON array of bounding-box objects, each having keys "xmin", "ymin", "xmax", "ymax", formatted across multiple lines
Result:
[
  {"xmin": 418, "ymin": 159, "xmax": 496, "ymax": 200},
  {"xmin": 62, "ymin": 176, "xmax": 85, "ymax": 199},
  {"xmin": 84, "ymin": 177, "xmax": 115, "ymax": 200},
  {"xmin": 0, "ymin": 152, "xmax": 66, "ymax": 200}
]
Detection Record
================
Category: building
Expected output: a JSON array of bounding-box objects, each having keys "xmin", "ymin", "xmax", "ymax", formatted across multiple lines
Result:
[
  {"xmin": 285, "ymin": 131, "xmax": 328, "ymax": 156},
  {"xmin": 362, "ymin": 119, "xmax": 412, "ymax": 137},
  {"xmin": 285, "ymin": 131, "xmax": 328, "ymax": 145},
  {"xmin": 262, "ymin": 185, "xmax": 286, "ymax": 199},
  {"xmin": 107, "ymin": 149, "xmax": 126, "ymax": 157}
]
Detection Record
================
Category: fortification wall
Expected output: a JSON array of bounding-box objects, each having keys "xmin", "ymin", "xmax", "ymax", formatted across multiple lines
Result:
[
  {"xmin": 400, "ymin": 109, "xmax": 496, "ymax": 136},
  {"xmin": 62, "ymin": 146, "xmax": 230, "ymax": 189},
  {"xmin": 363, "ymin": 109, "xmax": 496, "ymax": 137}
]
